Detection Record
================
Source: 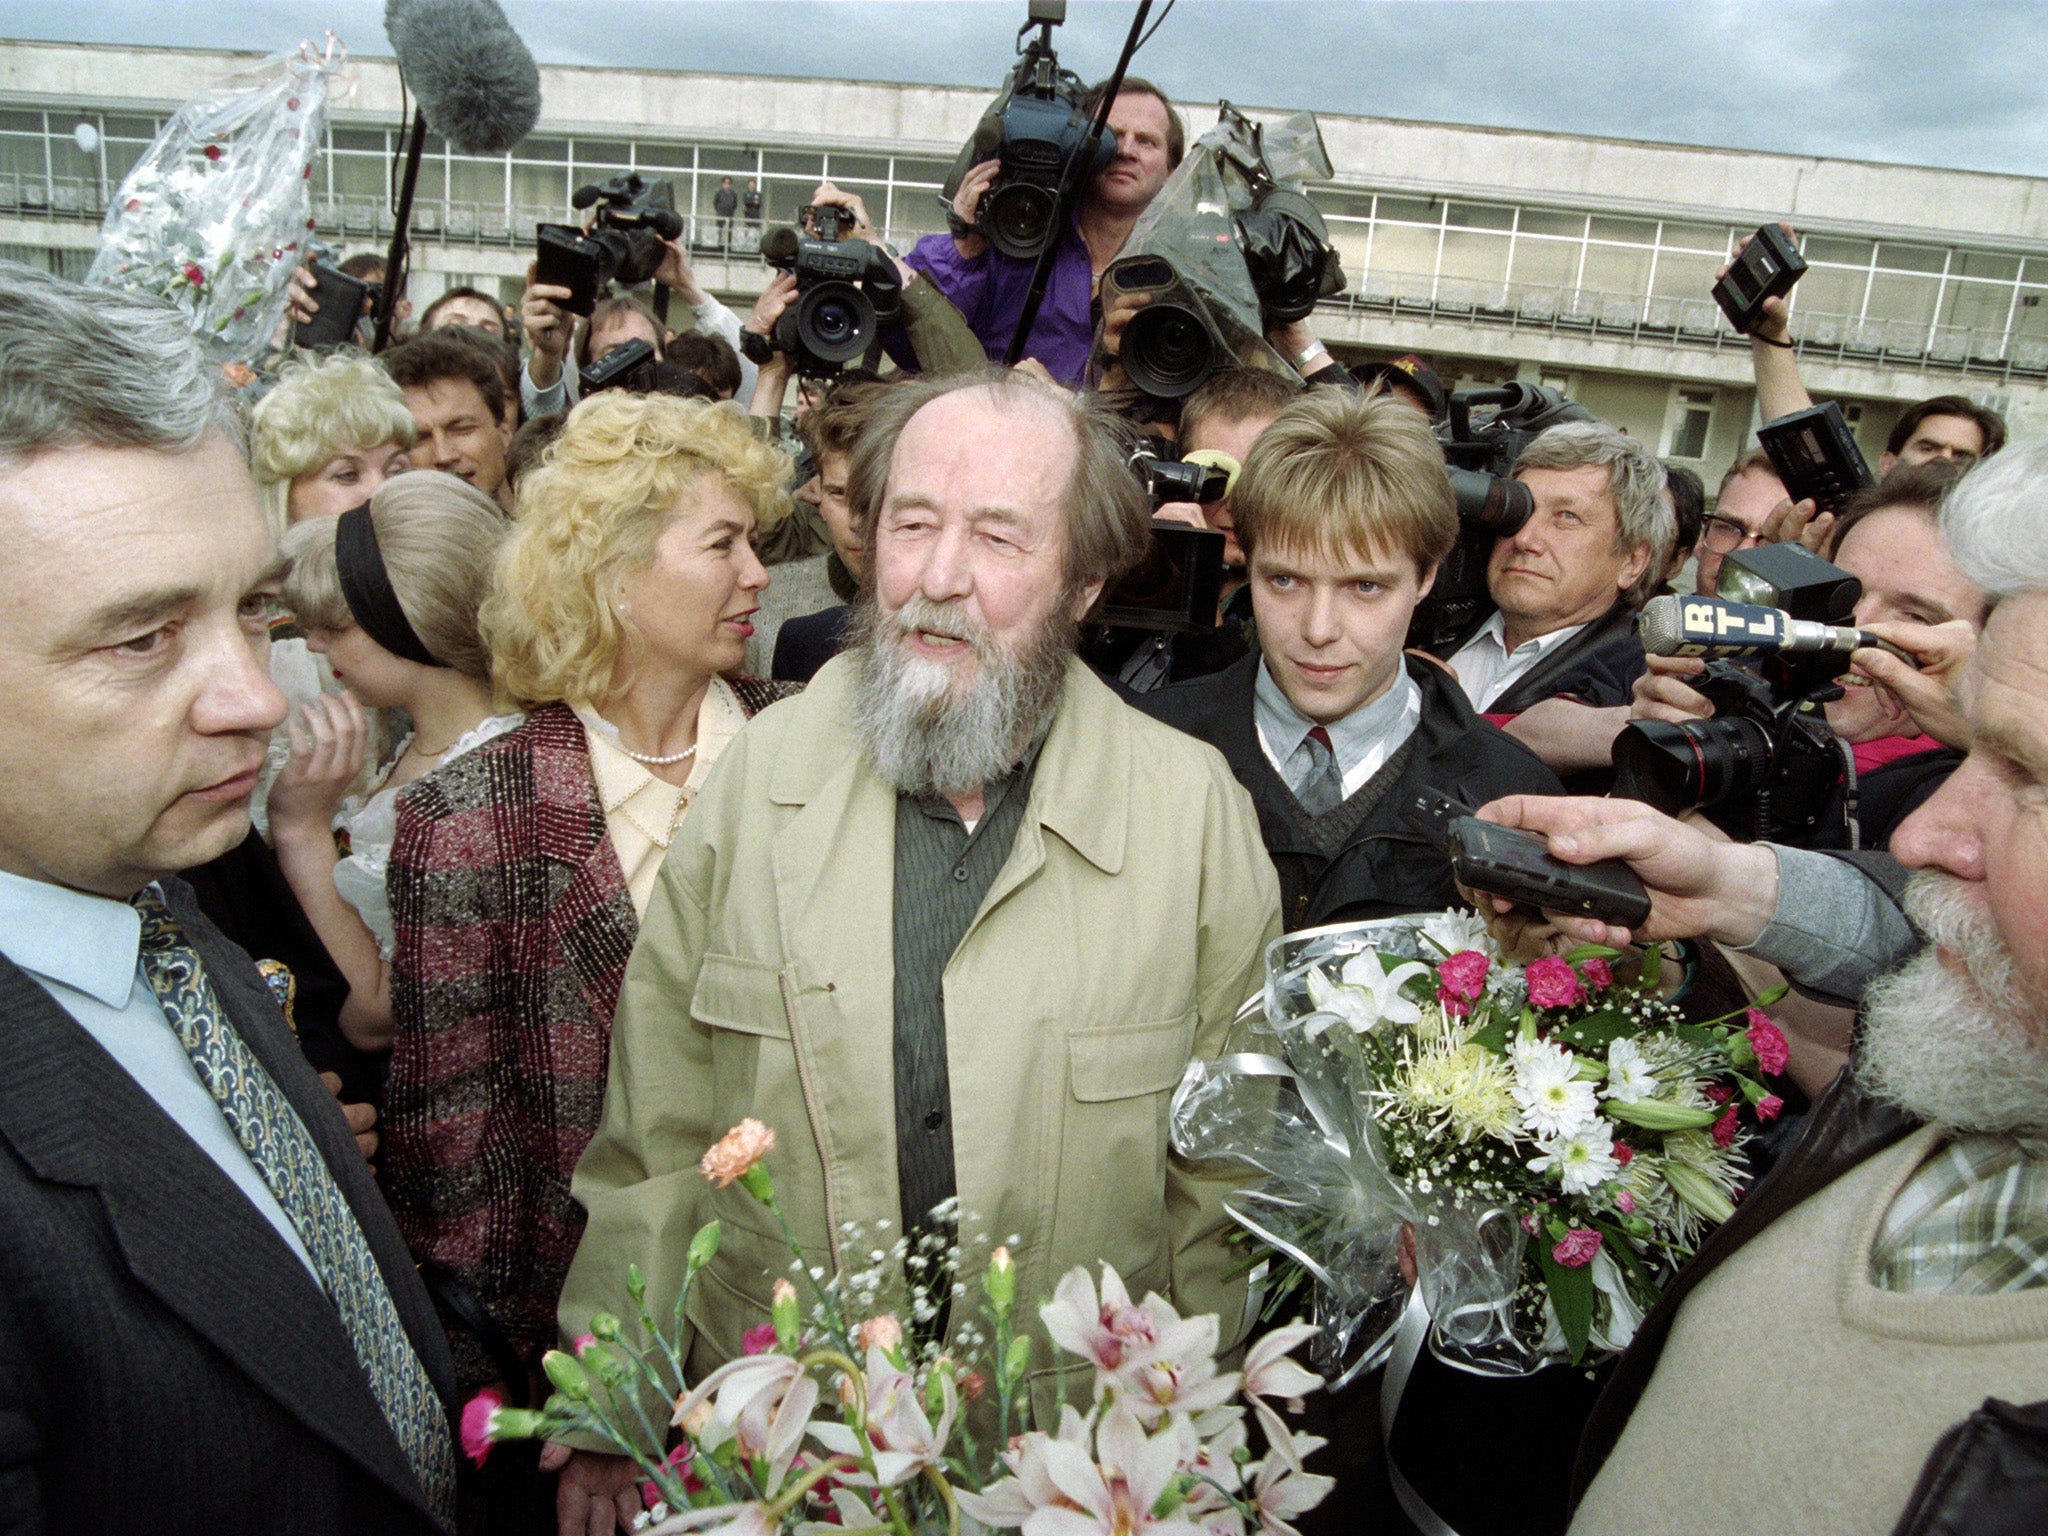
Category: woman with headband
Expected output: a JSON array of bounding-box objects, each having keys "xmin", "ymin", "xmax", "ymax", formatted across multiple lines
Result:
[
  {"xmin": 270, "ymin": 471, "xmax": 521, "ymax": 1053},
  {"xmin": 380, "ymin": 392, "xmax": 797, "ymax": 1433}
]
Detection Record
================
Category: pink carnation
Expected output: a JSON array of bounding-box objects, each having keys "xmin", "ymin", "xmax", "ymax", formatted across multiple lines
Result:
[
  {"xmin": 1746, "ymin": 1010, "xmax": 1791, "ymax": 1076},
  {"xmin": 1438, "ymin": 989, "xmax": 1472, "ymax": 1019},
  {"xmin": 1552, "ymin": 1228, "xmax": 1603, "ymax": 1268},
  {"xmin": 1525, "ymin": 956, "xmax": 1584, "ymax": 1010},
  {"xmin": 572, "ymin": 1332, "xmax": 597, "ymax": 1355},
  {"xmin": 741, "ymin": 1322, "xmax": 780, "ymax": 1356},
  {"xmin": 699, "ymin": 1118, "xmax": 776, "ymax": 1188},
  {"xmin": 1581, "ymin": 957, "xmax": 1613, "ymax": 991},
  {"xmin": 1757, "ymin": 1093, "xmax": 1785, "ymax": 1123},
  {"xmin": 1703, "ymin": 1084, "xmax": 1734, "ymax": 1105},
  {"xmin": 640, "ymin": 1443, "xmax": 698, "ymax": 1506},
  {"xmin": 459, "ymin": 1388, "xmax": 503, "ymax": 1468},
  {"xmin": 1615, "ymin": 1190, "xmax": 1636, "ymax": 1215},
  {"xmin": 1613, "ymin": 1142, "xmax": 1634, "ymax": 1166},
  {"xmin": 1438, "ymin": 949, "xmax": 1491, "ymax": 1001},
  {"xmin": 1711, "ymin": 1105, "xmax": 1741, "ymax": 1148}
]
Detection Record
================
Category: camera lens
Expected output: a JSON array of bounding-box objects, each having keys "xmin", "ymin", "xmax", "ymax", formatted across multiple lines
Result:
[
  {"xmin": 795, "ymin": 282, "xmax": 875, "ymax": 365},
  {"xmin": 984, "ymin": 181, "xmax": 1055, "ymax": 260},
  {"xmin": 1444, "ymin": 466, "xmax": 1534, "ymax": 536},
  {"xmin": 1122, "ymin": 303, "xmax": 1218, "ymax": 399},
  {"xmin": 1612, "ymin": 717, "xmax": 1774, "ymax": 816}
]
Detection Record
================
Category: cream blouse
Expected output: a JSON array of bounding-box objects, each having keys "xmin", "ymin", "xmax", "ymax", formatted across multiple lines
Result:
[{"xmin": 572, "ymin": 676, "xmax": 746, "ymax": 917}]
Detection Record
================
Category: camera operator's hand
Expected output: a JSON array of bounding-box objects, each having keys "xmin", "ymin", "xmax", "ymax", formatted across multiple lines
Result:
[
  {"xmin": 1758, "ymin": 494, "xmax": 1834, "ymax": 555},
  {"xmin": 1151, "ymin": 503, "xmax": 1206, "ymax": 531},
  {"xmin": 1629, "ymin": 654, "xmax": 1717, "ymax": 726},
  {"xmin": 1471, "ymin": 794, "xmax": 1783, "ymax": 950},
  {"xmin": 285, "ymin": 260, "xmax": 321, "ymax": 327},
  {"xmin": 809, "ymin": 182, "xmax": 882, "ymax": 245},
  {"xmin": 1099, "ymin": 288, "xmax": 1150, "ymax": 361},
  {"xmin": 745, "ymin": 271, "xmax": 800, "ymax": 345},
  {"xmin": 1265, "ymin": 317, "xmax": 1336, "ymax": 381},
  {"xmin": 1853, "ymin": 618, "xmax": 1977, "ymax": 750},
  {"xmin": 653, "ymin": 235, "xmax": 706, "ymax": 307},
  {"xmin": 521, "ymin": 261, "xmax": 575, "ymax": 391},
  {"xmin": 949, "ymin": 160, "xmax": 999, "ymax": 262}
]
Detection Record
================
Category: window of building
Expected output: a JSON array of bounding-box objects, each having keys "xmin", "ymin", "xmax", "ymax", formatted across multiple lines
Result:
[{"xmin": 1661, "ymin": 386, "xmax": 1715, "ymax": 461}]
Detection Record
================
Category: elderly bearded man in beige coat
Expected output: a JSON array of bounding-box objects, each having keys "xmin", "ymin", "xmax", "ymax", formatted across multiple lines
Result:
[{"xmin": 551, "ymin": 368, "xmax": 1282, "ymax": 1526}]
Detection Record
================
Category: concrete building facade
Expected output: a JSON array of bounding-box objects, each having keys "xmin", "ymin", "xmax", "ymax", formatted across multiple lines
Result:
[{"xmin": 3, "ymin": 38, "xmax": 2042, "ymax": 487}]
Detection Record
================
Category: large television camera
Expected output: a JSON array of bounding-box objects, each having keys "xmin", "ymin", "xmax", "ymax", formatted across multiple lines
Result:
[
  {"xmin": 758, "ymin": 207, "xmax": 903, "ymax": 378},
  {"xmin": 942, "ymin": 0, "xmax": 1114, "ymax": 261},
  {"xmin": 1611, "ymin": 542, "xmax": 1867, "ymax": 843},
  {"xmin": 534, "ymin": 174, "xmax": 683, "ymax": 315},
  {"xmin": 1405, "ymin": 383, "xmax": 1591, "ymax": 652},
  {"xmin": 1103, "ymin": 103, "xmax": 1343, "ymax": 399}
]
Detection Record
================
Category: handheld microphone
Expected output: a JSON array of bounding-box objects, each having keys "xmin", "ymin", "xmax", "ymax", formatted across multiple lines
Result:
[
  {"xmin": 1638, "ymin": 594, "xmax": 1912, "ymax": 663},
  {"xmin": 384, "ymin": 0, "xmax": 542, "ymax": 155}
]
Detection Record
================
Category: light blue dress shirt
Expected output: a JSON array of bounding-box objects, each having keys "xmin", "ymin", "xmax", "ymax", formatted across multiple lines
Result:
[
  {"xmin": 1254, "ymin": 659, "xmax": 1423, "ymax": 801},
  {"xmin": 0, "ymin": 868, "xmax": 319, "ymax": 1279}
]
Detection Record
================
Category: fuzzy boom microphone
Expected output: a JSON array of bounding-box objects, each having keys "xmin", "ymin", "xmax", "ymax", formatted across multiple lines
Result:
[
  {"xmin": 384, "ymin": 0, "xmax": 541, "ymax": 154},
  {"xmin": 370, "ymin": 0, "xmax": 542, "ymax": 347}
]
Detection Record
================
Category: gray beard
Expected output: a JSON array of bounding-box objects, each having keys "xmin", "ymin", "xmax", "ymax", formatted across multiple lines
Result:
[
  {"xmin": 1857, "ymin": 872, "xmax": 2048, "ymax": 1135},
  {"xmin": 846, "ymin": 592, "xmax": 1075, "ymax": 801}
]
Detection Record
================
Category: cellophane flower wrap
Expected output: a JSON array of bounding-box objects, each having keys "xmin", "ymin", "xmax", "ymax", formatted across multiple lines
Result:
[
  {"xmin": 86, "ymin": 40, "xmax": 343, "ymax": 365},
  {"xmin": 478, "ymin": 1119, "xmax": 1334, "ymax": 1535},
  {"xmin": 1171, "ymin": 913, "xmax": 1788, "ymax": 1382}
]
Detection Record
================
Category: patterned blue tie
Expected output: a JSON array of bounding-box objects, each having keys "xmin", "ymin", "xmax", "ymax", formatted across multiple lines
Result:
[{"xmin": 132, "ymin": 886, "xmax": 456, "ymax": 1522}]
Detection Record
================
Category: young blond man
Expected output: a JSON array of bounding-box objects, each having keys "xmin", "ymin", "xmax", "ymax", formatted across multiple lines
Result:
[{"xmin": 1140, "ymin": 388, "xmax": 1561, "ymax": 930}]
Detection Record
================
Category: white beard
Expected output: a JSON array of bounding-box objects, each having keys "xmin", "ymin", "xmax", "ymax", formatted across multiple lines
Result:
[
  {"xmin": 1857, "ymin": 872, "xmax": 2048, "ymax": 1134},
  {"xmin": 846, "ymin": 593, "xmax": 1073, "ymax": 801}
]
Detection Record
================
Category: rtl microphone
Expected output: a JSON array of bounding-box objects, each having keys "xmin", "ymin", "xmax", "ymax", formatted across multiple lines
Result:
[
  {"xmin": 1638, "ymin": 594, "xmax": 1911, "ymax": 662},
  {"xmin": 384, "ymin": 0, "xmax": 542, "ymax": 155}
]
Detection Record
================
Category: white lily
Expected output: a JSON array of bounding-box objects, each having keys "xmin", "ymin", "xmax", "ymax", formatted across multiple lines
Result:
[{"xmin": 1302, "ymin": 956, "xmax": 1430, "ymax": 1036}]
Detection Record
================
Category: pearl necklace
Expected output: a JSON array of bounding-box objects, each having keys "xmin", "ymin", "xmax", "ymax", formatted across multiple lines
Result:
[{"xmin": 613, "ymin": 739, "xmax": 698, "ymax": 767}]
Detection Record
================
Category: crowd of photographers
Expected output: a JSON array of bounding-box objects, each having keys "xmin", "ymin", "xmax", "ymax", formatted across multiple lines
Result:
[{"xmin": 7, "ymin": 31, "xmax": 2048, "ymax": 1536}]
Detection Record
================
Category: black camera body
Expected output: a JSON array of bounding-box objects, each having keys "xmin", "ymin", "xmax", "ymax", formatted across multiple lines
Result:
[
  {"xmin": 296, "ymin": 260, "xmax": 374, "ymax": 348},
  {"xmin": 944, "ymin": 0, "xmax": 1113, "ymax": 261},
  {"xmin": 1103, "ymin": 255, "xmax": 1241, "ymax": 400},
  {"xmin": 1133, "ymin": 454, "xmax": 1230, "ymax": 508},
  {"xmin": 761, "ymin": 214, "xmax": 903, "ymax": 379},
  {"xmin": 536, "ymin": 174, "xmax": 684, "ymax": 316},
  {"xmin": 1612, "ymin": 542, "xmax": 1864, "ymax": 842},
  {"xmin": 1758, "ymin": 401, "xmax": 1876, "ymax": 515},
  {"xmin": 1407, "ymin": 384, "xmax": 1590, "ymax": 652},
  {"xmin": 1712, "ymin": 222, "xmax": 1808, "ymax": 336}
]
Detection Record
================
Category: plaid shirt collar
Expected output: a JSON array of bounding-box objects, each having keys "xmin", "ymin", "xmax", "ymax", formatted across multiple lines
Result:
[{"xmin": 1872, "ymin": 1131, "xmax": 2048, "ymax": 1294}]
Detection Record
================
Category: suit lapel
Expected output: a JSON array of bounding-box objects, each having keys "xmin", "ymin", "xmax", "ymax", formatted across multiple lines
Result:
[
  {"xmin": 527, "ymin": 704, "xmax": 638, "ymax": 1013},
  {"xmin": 0, "ymin": 918, "xmax": 444, "ymax": 1523}
]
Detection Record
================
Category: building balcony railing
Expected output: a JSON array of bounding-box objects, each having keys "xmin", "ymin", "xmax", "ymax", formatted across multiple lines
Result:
[{"xmin": 7, "ymin": 169, "xmax": 2046, "ymax": 385}]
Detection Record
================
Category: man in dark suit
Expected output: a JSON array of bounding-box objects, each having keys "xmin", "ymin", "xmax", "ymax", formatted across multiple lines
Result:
[{"xmin": 0, "ymin": 263, "xmax": 458, "ymax": 1532}]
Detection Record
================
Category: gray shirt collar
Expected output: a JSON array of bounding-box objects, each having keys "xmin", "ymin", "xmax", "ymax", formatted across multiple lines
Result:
[{"xmin": 1253, "ymin": 657, "xmax": 1420, "ymax": 780}]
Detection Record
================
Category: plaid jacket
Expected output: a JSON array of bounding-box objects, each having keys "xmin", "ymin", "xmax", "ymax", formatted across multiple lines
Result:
[{"xmin": 383, "ymin": 689, "xmax": 793, "ymax": 1391}]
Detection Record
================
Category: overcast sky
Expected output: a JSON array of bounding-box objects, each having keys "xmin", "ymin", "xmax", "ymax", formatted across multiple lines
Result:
[{"xmin": 9, "ymin": 0, "xmax": 2047, "ymax": 179}]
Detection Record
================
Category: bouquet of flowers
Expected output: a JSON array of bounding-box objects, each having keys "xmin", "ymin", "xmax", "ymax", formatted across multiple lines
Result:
[
  {"xmin": 1171, "ymin": 913, "xmax": 1790, "ymax": 1382},
  {"xmin": 86, "ymin": 39, "xmax": 344, "ymax": 365},
  {"xmin": 475, "ymin": 1120, "xmax": 1334, "ymax": 1535}
]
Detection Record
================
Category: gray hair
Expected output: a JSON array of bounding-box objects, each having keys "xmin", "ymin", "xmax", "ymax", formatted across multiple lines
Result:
[
  {"xmin": 1941, "ymin": 432, "xmax": 2048, "ymax": 602},
  {"xmin": 1513, "ymin": 419, "xmax": 1675, "ymax": 607},
  {"xmin": 0, "ymin": 260, "xmax": 239, "ymax": 467},
  {"xmin": 846, "ymin": 367, "xmax": 1149, "ymax": 592}
]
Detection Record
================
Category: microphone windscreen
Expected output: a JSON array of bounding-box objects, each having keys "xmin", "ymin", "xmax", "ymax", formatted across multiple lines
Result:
[
  {"xmin": 758, "ymin": 226, "xmax": 801, "ymax": 266},
  {"xmin": 385, "ymin": 0, "xmax": 542, "ymax": 155},
  {"xmin": 1637, "ymin": 594, "xmax": 1684, "ymax": 656}
]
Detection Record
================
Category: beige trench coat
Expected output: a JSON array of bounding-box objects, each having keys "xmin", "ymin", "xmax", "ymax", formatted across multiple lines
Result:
[{"xmin": 559, "ymin": 654, "xmax": 1280, "ymax": 1410}]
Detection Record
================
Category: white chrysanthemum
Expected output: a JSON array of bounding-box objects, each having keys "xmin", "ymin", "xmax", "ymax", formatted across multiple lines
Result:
[
  {"xmin": 1603, "ymin": 1038, "xmax": 1660, "ymax": 1104},
  {"xmin": 1417, "ymin": 908, "xmax": 1494, "ymax": 960},
  {"xmin": 1387, "ymin": 1038, "xmax": 1521, "ymax": 1144},
  {"xmin": 1528, "ymin": 1123, "xmax": 1621, "ymax": 1195},
  {"xmin": 1510, "ymin": 1038, "xmax": 1600, "ymax": 1137}
]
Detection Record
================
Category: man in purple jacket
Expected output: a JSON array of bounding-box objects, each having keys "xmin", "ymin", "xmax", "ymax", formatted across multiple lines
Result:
[{"xmin": 906, "ymin": 77, "xmax": 1183, "ymax": 386}]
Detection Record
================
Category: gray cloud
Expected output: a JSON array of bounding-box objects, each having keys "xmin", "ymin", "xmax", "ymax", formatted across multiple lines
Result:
[{"xmin": 8, "ymin": 0, "xmax": 2046, "ymax": 176}]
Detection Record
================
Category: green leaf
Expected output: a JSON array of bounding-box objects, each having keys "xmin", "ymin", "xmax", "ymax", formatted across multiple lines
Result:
[
  {"xmin": 1636, "ymin": 943, "xmax": 1664, "ymax": 992},
  {"xmin": 1753, "ymin": 982, "xmax": 1789, "ymax": 1007},
  {"xmin": 1468, "ymin": 1013, "xmax": 1511, "ymax": 1053},
  {"xmin": 1553, "ymin": 1008, "xmax": 1631, "ymax": 1053},
  {"xmin": 1536, "ymin": 1243, "xmax": 1596, "ymax": 1364}
]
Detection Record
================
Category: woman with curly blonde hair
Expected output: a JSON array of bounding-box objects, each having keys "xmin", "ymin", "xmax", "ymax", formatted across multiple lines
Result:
[
  {"xmin": 381, "ymin": 390, "xmax": 800, "ymax": 1427},
  {"xmin": 249, "ymin": 350, "xmax": 417, "ymax": 538}
]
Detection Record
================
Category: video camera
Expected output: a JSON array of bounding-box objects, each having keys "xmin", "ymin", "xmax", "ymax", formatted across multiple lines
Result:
[
  {"xmin": 534, "ymin": 174, "xmax": 683, "ymax": 317},
  {"xmin": 577, "ymin": 337, "xmax": 714, "ymax": 402},
  {"xmin": 1087, "ymin": 440, "xmax": 1229, "ymax": 632},
  {"xmin": 1103, "ymin": 103, "xmax": 1342, "ymax": 400},
  {"xmin": 1405, "ymin": 383, "xmax": 1591, "ymax": 652},
  {"xmin": 943, "ymin": 0, "xmax": 1114, "ymax": 261},
  {"xmin": 757, "ymin": 207, "xmax": 902, "ymax": 379},
  {"xmin": 1611, "ymin": 542, "xmax": 1865, "ymax": 843}
]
